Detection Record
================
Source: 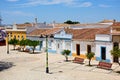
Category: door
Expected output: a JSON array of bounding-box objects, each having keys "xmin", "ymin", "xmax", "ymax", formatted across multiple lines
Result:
[
  {"xmin": 87, "ymin": 45, "xmax": 91, "ymax": 54},
  {"xmin": 56, "ymin": 40, "xmax": 62, "ymax": 54},
  {"xmin": 76, "ymin": 44, "xmax": 80, "ymax": 55},
  {"xmin": 101, "ymin": 47, "xmax": 106, "ymax": 60}
]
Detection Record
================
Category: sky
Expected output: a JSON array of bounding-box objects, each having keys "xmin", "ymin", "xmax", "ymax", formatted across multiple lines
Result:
[{"xmin": 0, "ymin": 0, "xmax": 120, "ymax": 24}]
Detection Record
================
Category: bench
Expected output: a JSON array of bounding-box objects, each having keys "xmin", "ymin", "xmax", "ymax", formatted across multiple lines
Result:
[
  {"xmin": 97, "ymin": 61, "xmax": 112, "ymax": 70},
  {"xmin": 73, "ymin": 57, "xmax": 84, "ymax": 64}
]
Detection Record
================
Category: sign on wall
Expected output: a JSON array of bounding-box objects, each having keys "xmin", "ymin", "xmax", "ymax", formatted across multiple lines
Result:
[{"xmin": 0, "ymin": 30, "xmax": 6, "ymax": 41}]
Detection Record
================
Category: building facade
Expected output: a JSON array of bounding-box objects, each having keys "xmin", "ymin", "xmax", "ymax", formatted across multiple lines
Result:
[
  {"xmin": 27, "ymin": 21, "xmax": 120, "ymax": 63},
  {"xmin": 6, "ymin": 24, "xmax": 26, "ymax": 41}
]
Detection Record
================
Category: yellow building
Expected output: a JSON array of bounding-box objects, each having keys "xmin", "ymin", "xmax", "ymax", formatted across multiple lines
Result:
[{"xmin": 6, "ymin": 24, "xmax": 26, "ymax": 41}]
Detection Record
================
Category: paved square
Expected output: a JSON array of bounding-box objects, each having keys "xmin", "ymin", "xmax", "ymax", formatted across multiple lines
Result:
[{"xmin": 0, "ymin": 46, "xmax": 120, "ymax": 80}]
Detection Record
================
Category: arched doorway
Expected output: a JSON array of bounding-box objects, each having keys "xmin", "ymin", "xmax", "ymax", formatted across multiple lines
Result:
[{"xmin": 113, "ymin": 42, "xmax": 119, "ymax": 63}]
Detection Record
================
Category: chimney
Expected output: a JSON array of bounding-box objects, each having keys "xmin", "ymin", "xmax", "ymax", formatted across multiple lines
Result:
[
  {"xmin": 113, "ymin": 19, "xmax": 116, "ymax": 24},
  {"xmin": 35, "ymin": 18, "xmax": 37, "ymax": 24},
  {"xmin": 52, "ymin": 21, "xmax": 55, "ymax": 28},
  {"xmin": 44, "ymin": 22, "xmax": 46, "ymax": 25},
  {"xmin": 13, "ymin": 23, "xmax": 17, "ymax": 30}
]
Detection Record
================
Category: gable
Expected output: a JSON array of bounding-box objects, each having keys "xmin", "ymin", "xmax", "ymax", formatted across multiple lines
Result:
[{"xmin": 54, "ymin": 30, "xmax": 72, "ymax": 40}]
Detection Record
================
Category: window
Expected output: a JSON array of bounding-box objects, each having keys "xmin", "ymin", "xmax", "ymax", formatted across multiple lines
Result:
[
  {"xmin": 21, "ymin": 36, "xmax": 24, "ymax": 39},
  {"xmin": 10, "ymin": 33, "xmax": 12, "ymax": 37},
  {"xmin": 14, "ymin": 35, "xmax": 16, "ymax": 39},
  {"xmin": 18, "ymin": 35, "xmax": 20, "ymax": 40}
]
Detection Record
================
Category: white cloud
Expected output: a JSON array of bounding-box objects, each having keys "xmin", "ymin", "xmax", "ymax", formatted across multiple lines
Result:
[
  {"xmin": 19, "ymin": 0, "xmax": 74, "ymax": 6},
  {"xmin": 18, "ymin": 0, "xmax": 92, "ymax": 7},
  {"xmin": 7, "ymin": 0, "xmax": 19, "ymax": 2},
  {"xmin": 99, "ymin": 4, "xmax": 111, "ymax": 8},
  {"xmin": 77, "ymin": 2, "xmax": 92, "ymax": 7}
]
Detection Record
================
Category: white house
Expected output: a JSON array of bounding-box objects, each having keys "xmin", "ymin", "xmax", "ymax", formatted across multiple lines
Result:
[
  {"xmin": 27, "ymin": 21, "xmax": 120, "ymax": 63},
  {"xmin": 95, "ymin": 34, "xmax": 113, "ymax": 63}
]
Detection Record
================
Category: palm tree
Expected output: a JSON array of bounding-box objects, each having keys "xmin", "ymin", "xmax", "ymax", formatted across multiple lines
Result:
[
  {"xmin": 9, "ymin": 38, "xmax": 19, "ymax": 50},
  {"xmin": 61, "ymin": 49, "xmax": 71, "ymax": 61},
  {"xmin": 110, "ymin": 46, "xmax": 120, "ymax": 65},
  {"xmin": 86, "ymin": 52, "xmax": 95, "ymax": 66}
]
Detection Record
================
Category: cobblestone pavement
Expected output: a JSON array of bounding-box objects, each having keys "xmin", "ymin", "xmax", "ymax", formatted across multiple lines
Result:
[{"xmin": 0, "ymin": 46, "xmax": 120, "ymax": 80}]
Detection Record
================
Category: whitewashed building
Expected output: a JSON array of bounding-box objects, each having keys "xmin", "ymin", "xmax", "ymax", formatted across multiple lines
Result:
[{"xmin": 27, "ymin": 21, "xmax": 120, "ymax": 63}]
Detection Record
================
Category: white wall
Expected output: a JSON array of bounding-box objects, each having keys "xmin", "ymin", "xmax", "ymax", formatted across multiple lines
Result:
[
  {"xmin": 95, "ymin": 42, "xmax": 113, "ymax": 62},
  {"xmin": 72, "ymin": 40, "xmax": 95, "ymax": 54},
  {"xmin": 95, "ymin": 34, "xmax": 111, "ymax": 42}
]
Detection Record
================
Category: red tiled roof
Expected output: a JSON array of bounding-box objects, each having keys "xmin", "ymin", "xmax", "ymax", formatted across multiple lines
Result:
[
  {"xmin": 28, "ymin": 27, "xmax": 110, "ymax": 41},
  {"xmin": 41, "ymin": 28, "xmax": 62, "ymax": 35},
  {"xmin": 99, "ymin": 19, "xmax": 114, "ymax": 23},
  {"xmin": 65, "ymin": 27, "xmax": 110, "ymax": 41},
  {"xmin": 111, "ymin": 22, "xmax": 120, "ymax": 29},
  {"xmin": 27, "ymin": 28, "xmax": 62, "ymax": 36},
  {"xmin": 27, "ymin": 29, "xmax": 49, "ymax": 36},
  {"xmin": 16, "ymin": 23, "xmax": 35, "ymax": 29}
]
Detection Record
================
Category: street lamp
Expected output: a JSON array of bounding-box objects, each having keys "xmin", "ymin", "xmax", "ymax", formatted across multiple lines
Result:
[
  {"xmin": 46, "ymin": 35, "xmax": 49, "ymax": 73},
  {"xmin": 7, "ymin": 33, "xmax": 9, "ymax": 54},
  {"xmin": 40, "ymin": 34, "xmax": 54, "ymax": 73}
]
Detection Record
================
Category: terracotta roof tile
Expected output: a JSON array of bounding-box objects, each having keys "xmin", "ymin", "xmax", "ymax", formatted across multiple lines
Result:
[
  {"xmin": 28, "ymin": 27, "xmax": 110, "ymax": 41},
  {"xmin": 65, "ymin": 27, "xmax": 110, "ymax": 41},
  {"xmin": 16, "ymin": 23, "xmax": 35, "ymax": 29},
  {"xmin": 41, "ymin": 28, "xmax": 62, "ymax": 35},
  {"xmin": 27, "ymin": 29, "xmax": 49, "ymax": 36},
  {"xmin": 111, "ymin": 22, "xmax": 120, "ymax": 28},
  {"xmin": 99, "ymin": 19, "xmax": 114, "ymax": 23},
  {"xmin": 27, "ymin": 28, "xmax": 62, "ymax": 36}
]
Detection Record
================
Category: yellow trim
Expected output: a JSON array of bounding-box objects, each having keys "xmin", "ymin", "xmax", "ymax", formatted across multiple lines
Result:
[{"xmin": 72, "ymin": 53, "xmax": 96, "ymax": 60}]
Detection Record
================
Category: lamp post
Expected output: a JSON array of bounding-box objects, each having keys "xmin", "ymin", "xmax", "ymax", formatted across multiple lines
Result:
[
  {"xmin": 7, "ymin": 33, "xmax": 9, "ymax": 54},
  {"xmin": 40, "ymin": 34, "xmax": 53, "ymax": 73},
  {"xmin": 46, "ymin": 35, "xmax": 49, "ymax": 73}
]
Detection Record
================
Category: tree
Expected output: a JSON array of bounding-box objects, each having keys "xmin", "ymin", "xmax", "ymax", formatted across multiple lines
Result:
[
  {"xmin": 61, "ymin": 49, "xmax": 71, "ymax": 61},
  {"xmin": 24, "ymin": 22, "xmax": 30, "ymax": 24},
  {"xmin": 9, "ymin": 38, "xmax": 19, "ymax": 50},
  {"xmin": 27, "ymin": 40, "xmax": 40, "ymax": 53},
  {"xmin": 110, "ymin": 46, "xmax": 120, "ymax": 65},
  {"xmin": 19, "ymin": 39, "xmax": 28, "ymax": 51},
  {"xmin": 86, "ymin": 52, "xmax": 95, "ymax": 66},
  {"xmin": 64, "ymin": 20, "xmax": 80, "ymax": 24}
]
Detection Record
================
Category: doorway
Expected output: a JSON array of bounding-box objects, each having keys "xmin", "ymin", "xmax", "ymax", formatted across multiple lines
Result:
[
  {"xmin": 101, "ymin": 47, "xmax": 106, "ymax": 60},
  {"xmin": 76, "ymin": 44, "xmax": 80, "ymax": 55},
  {"xmin": 87, "ymin": 45, "xmax": 91, "ymax": 54}
]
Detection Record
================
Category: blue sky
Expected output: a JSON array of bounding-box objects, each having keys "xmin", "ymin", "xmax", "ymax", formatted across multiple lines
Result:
[{"xmin": 0, "ymin": 0, "xmax": 120, "ymax": 24}]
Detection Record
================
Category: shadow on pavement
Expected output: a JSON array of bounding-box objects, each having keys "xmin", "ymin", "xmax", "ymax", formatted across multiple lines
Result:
[
  {"xmin": 0, "ymin": 61, "xmax": 14, "ymax": 71},
  {"xmin": 116, "ymin": 71, "xmax": 120, "ymax": 74}
]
